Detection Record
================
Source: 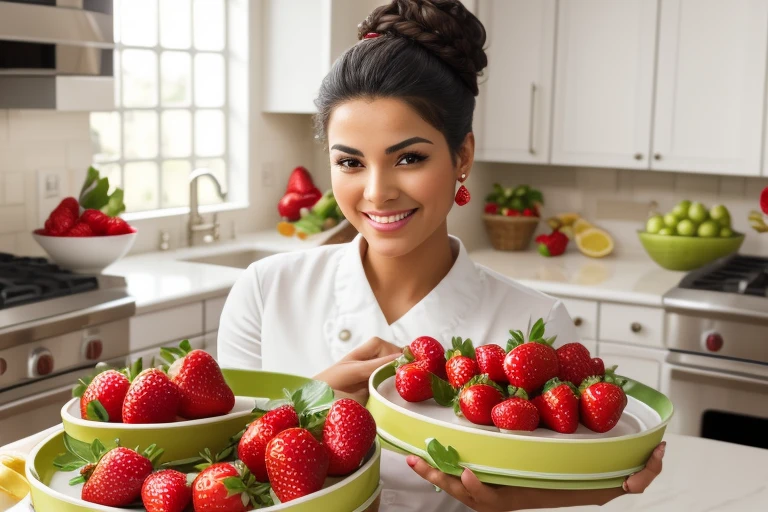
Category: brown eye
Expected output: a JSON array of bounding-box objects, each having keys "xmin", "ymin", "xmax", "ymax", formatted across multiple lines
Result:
[
  {"xmin": 397, "ymin": 153, "xmax": 427, "ymax": 166},
  {"xmin": 338, "ymin": 158, "xmax": 362, "ymax": 169}
]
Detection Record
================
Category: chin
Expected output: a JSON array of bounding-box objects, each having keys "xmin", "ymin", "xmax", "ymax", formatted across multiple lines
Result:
[{"xmin": 358, "ymin": 224, "xmax": 429, "ymax": 259}]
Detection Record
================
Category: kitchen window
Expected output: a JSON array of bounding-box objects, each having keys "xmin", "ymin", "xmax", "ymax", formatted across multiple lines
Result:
[{"xmin": 90, "ymin": 0, "xmax": 243, "ymax": 216}]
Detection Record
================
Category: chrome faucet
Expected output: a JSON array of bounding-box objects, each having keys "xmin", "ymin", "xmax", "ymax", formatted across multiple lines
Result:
[{"xmin": 188, "ymin": 168, "xmax": 227, "ymax": 246}]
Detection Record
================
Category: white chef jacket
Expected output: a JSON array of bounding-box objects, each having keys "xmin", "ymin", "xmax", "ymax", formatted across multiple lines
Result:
[{"xmin": 217, "ymin": 233, "xmax": 579, "ymax": 512}]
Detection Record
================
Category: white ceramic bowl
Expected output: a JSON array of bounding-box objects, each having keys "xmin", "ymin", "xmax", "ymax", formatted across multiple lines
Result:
[{"xmin": 32, "ymin": 231, "xmax": 137, "ymax": 274}]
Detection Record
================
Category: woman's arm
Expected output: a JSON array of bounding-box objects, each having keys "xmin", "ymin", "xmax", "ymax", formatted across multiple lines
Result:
[{"xmin": 216, "ymin": 265, "xmax": 265, "ymax": 370}]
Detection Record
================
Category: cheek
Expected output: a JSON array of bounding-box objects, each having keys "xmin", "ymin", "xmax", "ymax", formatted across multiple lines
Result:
[{"xmin": 330, "ymin": 170, "xmax": 361, "ymax": 214}]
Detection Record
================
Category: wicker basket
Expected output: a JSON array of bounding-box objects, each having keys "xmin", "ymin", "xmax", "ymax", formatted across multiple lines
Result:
[{"xmin": 483, "ymin": 215, "xmax": 540, "ymax": 251}]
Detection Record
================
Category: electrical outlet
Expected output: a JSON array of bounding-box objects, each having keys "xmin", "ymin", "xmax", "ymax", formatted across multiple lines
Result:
[{"xmin": 37, "ymin": 169, "xmax": 70, "ymax": 226}]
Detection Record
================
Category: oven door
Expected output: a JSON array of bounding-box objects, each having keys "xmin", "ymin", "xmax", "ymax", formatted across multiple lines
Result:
[{"xmin": 661, "ymin": 352, "xmax": 768, "ymax": 449}]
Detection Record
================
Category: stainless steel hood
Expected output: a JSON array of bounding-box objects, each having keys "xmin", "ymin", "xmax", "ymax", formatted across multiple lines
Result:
[{"xmin": 0, "ymin": 0, "xmax": 115, "ymax": 110}]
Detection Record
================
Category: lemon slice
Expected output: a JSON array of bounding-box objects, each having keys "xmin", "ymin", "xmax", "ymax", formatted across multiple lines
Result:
[
  {"xmin": 556, "ymin": 212, "xmax": 581, "ymax": 227},
  {"xmin": 0, "ymin": 454, "xmax": 25, "ymax": 477},
  {"xmin": 573, "ymin": 218, "xmax": 593, "ymax": 236},
  {"xmin": 0, "ymin": 461, "xmax": 29, "ymax": 502},
  {"xmin": 576, "ymin": 228, "xmax": 614, "ymax": 258}
]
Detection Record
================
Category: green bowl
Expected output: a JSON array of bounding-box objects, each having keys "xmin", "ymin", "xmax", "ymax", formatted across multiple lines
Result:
[
  {"xmin": 367, "ymin": 364, "xmax": 673, "ymax": 490},
  {"xmin": 638, "ymin": 230, "xmax": 745, "ymax": 271}
]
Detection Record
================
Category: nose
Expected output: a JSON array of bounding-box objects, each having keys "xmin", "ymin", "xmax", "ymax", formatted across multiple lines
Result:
[{"xmin": 363, "ymin": 166, "xmax": 399, "ymax": 206}]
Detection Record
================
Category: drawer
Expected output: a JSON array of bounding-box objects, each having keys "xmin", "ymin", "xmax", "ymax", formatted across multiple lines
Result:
[
  {"xmin": 597, "ymin": 341, "xmax": 666, "ymax": 390},
  {"xmin": 598, "ymin": 303, "xmax": 664, "ymax": 348},
  {"xmin": 559, "ymin": 297, "xmax": 598, "ymax": 341},
  {"xmin": 129, "ymin": 302, "xmax": 204, "ymax": 352},
  {"xmin": 128, "ymin": 336, "xmax": 205, "ymax": 368},
  {"xmin": 204, "ymin": 296, "xmax": 228, "ymax": 333},
  {"xmin": 580, "ymin": 338, "xmax": 598, "ymax": 357}
]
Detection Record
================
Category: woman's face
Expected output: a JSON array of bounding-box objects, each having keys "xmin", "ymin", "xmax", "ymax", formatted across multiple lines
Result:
[{"xmin": 327, "ymin": 97, "xmax": 472, "ymax": 259}]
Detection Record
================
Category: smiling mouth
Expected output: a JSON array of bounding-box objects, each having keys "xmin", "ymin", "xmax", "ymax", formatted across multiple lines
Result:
[{"xmin": 363, "ymin": 209, "xmax": 418, "ymax": 224}]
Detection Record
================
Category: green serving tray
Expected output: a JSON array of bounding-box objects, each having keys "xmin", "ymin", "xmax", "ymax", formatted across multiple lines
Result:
[{"xmin": 367, "ymin": 363, "xmax": 673, "ymax": 490}]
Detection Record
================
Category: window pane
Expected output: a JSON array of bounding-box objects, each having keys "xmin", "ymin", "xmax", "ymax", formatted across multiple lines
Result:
[
  {"xmin": 124, "ymin": 111, "xmax": 158, "ymax": 159},
  {"xmin": 161, "ymin": 51, "xmax": 191, "ymax": 106},
  {"xmin": 161, "ymin": 160, "xmax": 191, "ymax": 207},
  {"xmin": 193, "ymin": 0, "xmax": 225, "ymax": 51},
  {"xmin": 113, "ymin": 0, "xmax": 121, "ymax": 43},
  {"xmin": 122, "ymin": 50, "xmax": 158, "ymax": 107},
  {"xmin": 195, "ymin": 158, "xmax": 226, "ymax": 205},
  {"xmin": 160, "ymin": 0, "xmax": 191, "ymax": 49},
  {"xmin": 90, "ymin": 112, "xmax": 121, "ymax": 162},
  {"xmin": 121, "ymin": 0, "xmax": 158, "ymax": 47},
  {"xmin": 194, "ymin": 110, "xmax": 224, "ymax": 156},
  {"xmin": 113, "ymin": 49, "xmax": 121, "ymax": 107},
  {"xmin": 194, "ymin": 53, "xmax": 224, "ymax": 107},
  {"xmin": 161, "ymin": 110, "xmax": 191, "ymax": 157},
  {"xmin": 97, "ymin": 163, "xmax": 122, "ymax": 192},
  {"xmin": 124, "ymin": 162, "xmax": 159, "ymax": 212}
]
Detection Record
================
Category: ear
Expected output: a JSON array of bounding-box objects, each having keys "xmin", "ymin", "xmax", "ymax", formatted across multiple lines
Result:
[{"xmin": 455, "ymin": 132, "xmax": 475, "ymax": 181}]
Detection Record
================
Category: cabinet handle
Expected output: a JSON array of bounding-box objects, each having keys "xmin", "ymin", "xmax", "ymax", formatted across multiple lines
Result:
[
  {"xmin": 654, "ymin": 153, "xmax": 662, "ymax": 161},
  {"xmin": 573, "ymin": 317, "xmax": 583, "ymax": 327},
  {"xmin": 634, "ymin": 153, "xmax": 643, "ymax": 160},
  {"xmin": 631, "ymin": 322, "xmax": 642, "ymax": 333},
  {"xmin": 528, "ymin": 83, "xmax": 537, "ymax": 155}
]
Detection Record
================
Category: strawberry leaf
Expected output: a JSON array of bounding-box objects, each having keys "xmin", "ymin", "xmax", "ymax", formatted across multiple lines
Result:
[
  {"xmin": 85, "ymin": 400, "xmax": 109, "ymax": 422},
  {"xmin": 528, "ymin": 318, "xmax": 545, "ymax": 341},
  {"xmin": 425, "ymin": 438, "xmax": 463, "ymax": 477},
  {"xmin": 53, "ymin": 453, "xmax": 85, "ymax": 472},
  {"xmin": 507, "ymin": 386, "xmax": 529, "ymax": 400},
  {"xmin": 402, "ymin": 346, "xmax": 415, "ymax": 362},
  {"xmin": 89, "ymin": 439, "xmax": 106, "ymax": 461},
  {"xmin": 159, "ymin": 349, "xmax": 176, "ymax": 365},
  {"xmin": 461, "ymin": 338, "xmax": 476, "ymax": 360},
  {"xmin": 222, "ymin": 476, "xmax": 248, "ymax": 497},
  {"xmin": 430, "ymin": 374, "xmax": 456, "ymax": 407},
  {"xmin": 300, "ymin": 409, "xmax": 329, "ymax": 438},
  {"xmin": 63, "ymin": 433, "xmax": 99, "ymax": 464},
  {"xmin": 68, "ymin": 475, "xmax": 87, "ymax": 486},
  {"xmin": 126, "ymin": 358, "xmax": 143, "ymax": 382},
  {"xmin": 290, "ymin": 381, "xmax": 334, "ymax": 417},
  {"xmin": 72, "ymin": 379, "xmax": 88, "ymax": 399},
  {"xmin": 179, "ymin": 339, "xmax": 193, "ymax": 354}
]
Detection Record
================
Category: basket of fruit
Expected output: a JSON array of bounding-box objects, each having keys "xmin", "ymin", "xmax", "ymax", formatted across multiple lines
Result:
[
  {"xmin": 483, "ymin": 184, "xmax": 543, "ymax": 251},
  {"xmin": 367, "ymin": 320, "xmax": 673, "ymax": 490},
  {"xmin": 33, "ymin": 167, "xmax": 136, "ymax": 274},
  {"xmin": 640, "ymin": 200, "xmax": 744, "ymax": 271},
  {"xmin": 26, "ymin": 350, "xmax": 383, "ymax": 511}
]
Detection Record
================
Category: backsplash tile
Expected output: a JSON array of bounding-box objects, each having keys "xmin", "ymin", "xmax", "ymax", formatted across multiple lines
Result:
[
  {"xmin": 0, "ymin": 205, "xmax": 26, "ymax": 235},
  {"xmin": 3, "ymin": 173, "xmax": 24, "ymax": 205}
]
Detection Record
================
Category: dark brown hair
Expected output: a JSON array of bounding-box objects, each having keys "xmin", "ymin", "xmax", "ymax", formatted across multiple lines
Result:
[{"xmin": 313, "ymin": 0, "xmax": 488, "ymax": 160}]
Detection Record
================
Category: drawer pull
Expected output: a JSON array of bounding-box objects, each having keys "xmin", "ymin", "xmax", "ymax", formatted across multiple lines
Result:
[
  {"xmin": 631, "ymin": 322, "xmax": 642, "ymax": 333},
  {"xmin": 573, "ymin": 317, "xmax": 583, "ymax": 327}
]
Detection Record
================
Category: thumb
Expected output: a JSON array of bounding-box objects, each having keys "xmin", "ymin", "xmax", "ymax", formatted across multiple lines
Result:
[
  {"xmin": 354, "ymin": 353, "xmax": 401, "ymax": 377},
  {"xmin": 460, "ymin": 467, "xmax": 493, "ymax": 503}
]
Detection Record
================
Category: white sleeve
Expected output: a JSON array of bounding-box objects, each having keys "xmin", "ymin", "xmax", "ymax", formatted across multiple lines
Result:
[
  {"xmin": 543, "ymin": 299, "xmax": 581, "ymax": 349},
  {"xmin": 216, "ymin": 264, "xmax": 264, "ymax": 370}
]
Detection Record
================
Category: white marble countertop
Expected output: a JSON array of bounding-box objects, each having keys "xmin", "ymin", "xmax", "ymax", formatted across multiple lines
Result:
[
  {"xmin": 469, "ymin": 248, "xmax": 686, "ymax": 307},
  {"xmin": 3, "ymin": 432, "xmax": 767, "ymax": 512}
]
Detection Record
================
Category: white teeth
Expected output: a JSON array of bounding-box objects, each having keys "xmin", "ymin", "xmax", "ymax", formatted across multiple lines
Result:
[{"xmin": 368, "ymin": 210, "xmax": 413, "ymax": 224}]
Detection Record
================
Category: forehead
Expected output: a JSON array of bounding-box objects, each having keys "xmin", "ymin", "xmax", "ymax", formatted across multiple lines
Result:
[{"xmin": 327, "ymin": 97, "xmax": 440, "ymax": 144}]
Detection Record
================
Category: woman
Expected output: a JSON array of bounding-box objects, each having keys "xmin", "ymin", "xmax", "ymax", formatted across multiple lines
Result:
[{"xmin": 218, "ymin": 1, "xmax": 665, "ymax": 510}]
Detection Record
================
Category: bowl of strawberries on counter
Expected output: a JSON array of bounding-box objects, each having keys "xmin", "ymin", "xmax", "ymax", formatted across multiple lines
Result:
[
  {"xmin": 32, "ymin": 167, "xmax": 136, "ymax": 274},
  {"xmin": 368, "ymin": 318, "xmax": 673, "ymax": 490},
  {"xmin": 483, "ymin": 183, "xmax": 543, "ymax": 251}
]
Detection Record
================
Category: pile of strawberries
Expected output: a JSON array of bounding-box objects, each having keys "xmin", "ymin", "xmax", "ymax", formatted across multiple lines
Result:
[
  {"xmin": 76, "ymin": 340, "xmax": 236, "ymax": 424},
  {"xmin": 394, "ymin": 319, "xmax": 629, "ymax": 435},
  {"xmin": 38, "ymin": 197, "xmax": 134, "ymax": 237},
  {"xmin": 483, "ymin": 183, "xmax": 543, "ymax": 218}
]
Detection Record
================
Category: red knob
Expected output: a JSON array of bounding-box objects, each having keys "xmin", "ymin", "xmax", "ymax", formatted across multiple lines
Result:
[
  {"xmin": 85, "ymin": 340, "xmax": 103, "ymax": 361},
  {"xmin": 37, "ymin": 354, "xmax": 54, "ymax": 376},
  {"xmin": 0, "ymin": 358, "xmax": 6, "ymax": 376},
  {"xmin": 706, "ymin": 333, "xmax": 724, "ymax": 352}
]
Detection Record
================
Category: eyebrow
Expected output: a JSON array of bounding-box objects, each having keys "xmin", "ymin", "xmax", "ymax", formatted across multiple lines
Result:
[{"xmin": 330, "ymin": 137, "xmax": 433, "ymax": 157}]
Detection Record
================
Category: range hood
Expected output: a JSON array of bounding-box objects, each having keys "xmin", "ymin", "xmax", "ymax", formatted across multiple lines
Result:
[{"xmin": 0, "ymin": 0, "xmax": 115, "ymax": 110}]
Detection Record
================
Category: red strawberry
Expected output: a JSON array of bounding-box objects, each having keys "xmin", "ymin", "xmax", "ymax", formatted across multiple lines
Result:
[
  {"xmin": 456, "ymin": 376, "xmax": 504, "ymax": 426},
  {"xmin": 484, "ymin": 203, "xmax": 498, "ymax": 214},
  {"xmin": 323, "ymin": 398, "xmax": 377, "ymax": 476},
  {"xmin": 105, "ymin": 216, "xmax": 134, "ymax": 236},
  {"xmin": 475, "ymin": 344, "xmax": 508, "ymax": 384},
  {"xmin": 192, "ymin": 462, "xmax": 269, "ymax": 512},
  {"xmin": 78, "ymin": 369, "xmax": 130, "ymax": 423},
  {"xmin": 579, "ymin": 376, "xmax": 628, "ymax": 433},
  {"xmin": 59, "ymin": 197, "xmax": 80, "ymax": 216},
  {"xmin": 556, "ymin": 343, "xmax": 596, "ymax": 386},
  {"xmin": 66, "ymin": 221, "xmax": 94, "ymax": 237},
  {"xmin": 591, "ymin": 357, "xmax": 605, "ymax": 377},
  {"xmin": 265, "ymin": 428, "xmax": 329, "ymax": 503},
  {"xmin": 395, "ymin": 360, "xmax": 433, "ymax": 402},
  {"xmin": 455, "ymin": 185, "xmax": 470, "ymax": 206},
  {"xmin": 44, "ymin": 199, "xmax": 78, "ymax": 236},
  {"xmin": 81, "ymin": 447, "xmax": 154, "ymax": 506},
  {"xmin": 531, "ymin": 378, "xmax": 580, "ymax": 434},
  {"xmin": 492, "ymin": 394, "xmax": 539, "ymax": 432},
  {"xmin": 407, "ymin": 336, "xmax": 447, "ymax": 378},
  {"xmin": 504, "ymin": 341, "xmax": 559, "ymax": 394},
  {"xmin": 504, "ymin": 208, "xmax": 520, "ymax": 217},
  {"xmin": 523, "ymin": 208, "xmax": 535, "ymax": 217},
  {"xmin": 761, "ymin": 186, "xmax": 768, "ymax": 215},
  {"xmin": 285, "ymin": 166, "xmax": 316, "ymax": 195},
  {"xmin": 142, "ymin": 469, "xmax": 191, "ymax": 512},
  {"xmin": 446, "ymin": 355, "xmax": 478, "ymax": 389},
  {"xmin": 537, "ymin": 230, "xmax": 569, "ymax": 257},
  {"xmin": 277, "ymin": 189, "xmax": 322, "ymax": 221},
  {"xmin": 238, "ymin": 405, "xmax": 299, "ymax": 482},
  {"xmin": 122, "ymin": 368, "xmax": 181, "ymax": 424},
  {"xmin": 165, "ymin": 342, "xmax": 235, "ymax": 419},
  {"xmin": 80, "ymin": 209, "xmax": 110, "ymax": 235}
]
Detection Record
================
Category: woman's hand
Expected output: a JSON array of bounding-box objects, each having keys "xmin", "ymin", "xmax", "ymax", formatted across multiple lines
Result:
[
  {"xmin": 407, "ymin": 442, "xmax": 666, "ymax": 511},
  {"xmin": 313, "ymin": 337, "xmax": 402, "ymax": 402}
]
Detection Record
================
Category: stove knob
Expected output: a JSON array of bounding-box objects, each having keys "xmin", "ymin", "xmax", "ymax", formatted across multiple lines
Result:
[
  {"xmin": 83, "ymin": 340, "xmax": 104, "ymax": 361},
  {"xmin": 29, "ymin": 349, "xmax": 54, "ymax": 378},
  {"xmin": 0, "ymin": 358, "xmax": 6, "ymax": 376},
  {"xmin": 705, "ymin": 333, "xmax": 724, "ymax": 352}
]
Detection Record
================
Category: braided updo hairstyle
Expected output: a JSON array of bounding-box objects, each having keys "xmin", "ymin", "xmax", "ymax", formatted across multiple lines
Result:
[{"xmin": 314, "ymin": 0, "xmax": 488, "ymax": 162}]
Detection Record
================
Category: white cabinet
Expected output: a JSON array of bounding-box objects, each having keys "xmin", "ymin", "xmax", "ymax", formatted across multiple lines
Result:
[
  {"xmin": 262, "ymin": 0, "xmax": 387, "ymax": 113},
  {"xmin": 598, "ymin": 303, "xmax": 665, "ymax": 348},
  {"xmin": 129, "ymin": 303, "xmax": 205, "ymax": 352},
  {"xmin": 551, "ymin": 0, "xmax": 658, "ymax": 169},
  {"xmin": 128, "ymin": 336, "xmax": 206, "ymax": 369},
  {"xmin": 652, "ymin": 0, "xmax": 768, "ymax": 176},
  {"xmin": 597, "ymin": 341, "xmax": 666, "ymax": 391},
  {"xmin": 474, "ymin": 0, "xmax": 556, "ymax": 164}
]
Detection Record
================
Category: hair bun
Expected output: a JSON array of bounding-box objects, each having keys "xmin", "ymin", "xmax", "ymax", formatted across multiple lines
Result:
[{"xmin": 359, "ymin": 0, "xmax": 487, "ymax": 95}]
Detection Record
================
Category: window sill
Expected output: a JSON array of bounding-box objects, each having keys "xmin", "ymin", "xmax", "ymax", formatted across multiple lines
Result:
[{"xmin": 122, "ymin": 201, "xmax": 250, "ymax": 223}]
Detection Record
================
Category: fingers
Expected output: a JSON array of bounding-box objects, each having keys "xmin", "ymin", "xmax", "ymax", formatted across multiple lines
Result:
[
  {"xmin": 624, "ymin": 442, "xmax": 665, "ymax": 493},
  {"xmin": 460, "ymin": 467, "xmax": 496, "ymax": 505},
  {"xmin": 406, "ymin": 456, "xmax": 474, "ymax": 506},
  {"xmin": 354, "ymin": 353, "xmax": 402, "ymax": 381},
  {"xmin": 345, "ymin": 337, "xmax": 402, "ymax": 361}
]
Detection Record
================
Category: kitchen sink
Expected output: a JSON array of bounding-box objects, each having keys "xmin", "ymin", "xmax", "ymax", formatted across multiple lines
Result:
[{"xmin": 181, "ymin": 249, "xmax": 277, "ymax": 269}]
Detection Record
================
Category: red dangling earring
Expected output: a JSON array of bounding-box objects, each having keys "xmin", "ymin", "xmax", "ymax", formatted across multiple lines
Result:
[{"xmin": 455, "ymin": 173, "xmax": 470, "ymax": 206}]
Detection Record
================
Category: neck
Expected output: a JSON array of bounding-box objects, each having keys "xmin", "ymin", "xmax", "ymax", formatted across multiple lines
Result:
[{"xmin": 361, "ymin": 222, "xmax": 456, "ymax": 324}]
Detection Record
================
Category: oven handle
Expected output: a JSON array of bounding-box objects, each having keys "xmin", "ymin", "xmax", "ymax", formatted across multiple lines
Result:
[
  {"xmin": 0, "ymin": 383, "xmax": 74, "ymax": 420},
  {"xmin": 665, "ymin": 362, "xmax": 768, "ymax": 388}
]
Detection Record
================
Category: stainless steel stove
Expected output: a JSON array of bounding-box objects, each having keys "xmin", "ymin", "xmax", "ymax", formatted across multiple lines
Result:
[
  {"xmin": 661, "ymin": 254, "xmax": 768, "ymax": 449},
  {"xmin": 0, "ymin": 253, "xmax": 135, "ymax": 445}
]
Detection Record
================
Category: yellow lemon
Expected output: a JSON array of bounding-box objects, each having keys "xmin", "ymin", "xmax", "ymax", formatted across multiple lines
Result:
[
  {"xmin": 0, "ymin": 461, "xmax": 29, "ymax": 502},
  {"xmin": 556, "ymin": 212, "xmax": 581, "ymax": 227},
  {"xmin": 559, "ymin": 225, "xmax": 575, "ymax": 239},
  {"xmin": 576, "ymin": 228, "xmax": 614, "ymax": 258},
  {"xmin": 573, "ymin": 218, "xmax": 594, "ymax": 236}
]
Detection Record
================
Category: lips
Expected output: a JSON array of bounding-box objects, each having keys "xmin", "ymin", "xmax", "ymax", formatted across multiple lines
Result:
[{"xmin": 363, "ymin": 209, "xmax": 417, "ymax": 224}]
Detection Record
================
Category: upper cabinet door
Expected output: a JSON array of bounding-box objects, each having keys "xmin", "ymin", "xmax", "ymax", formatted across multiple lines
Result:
[
  {"xmin": 474, "ymin": 0, "xmax": 556, "ymax": 164},
  {"xmin": 551, "ymin": 0, "xmax": 658, "ymax": 169},
  {"xmin": 652, "ymin": 0, "xmax": 768, "ymax": 176}
]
